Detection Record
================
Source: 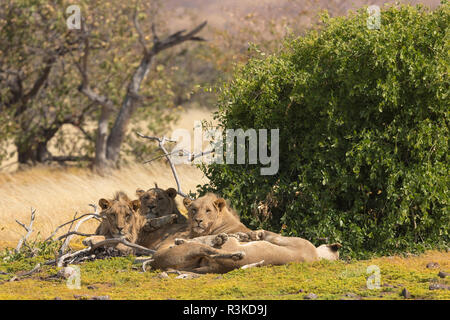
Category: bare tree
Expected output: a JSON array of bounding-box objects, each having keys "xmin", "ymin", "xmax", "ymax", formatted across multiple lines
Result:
[{"xmin": 75, "ymin": 8, "xmax": 207, "ymax": 171}]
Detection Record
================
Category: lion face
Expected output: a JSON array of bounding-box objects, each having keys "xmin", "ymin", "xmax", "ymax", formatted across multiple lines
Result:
[
  {"xmin": 98, "ymin": 194, "xmax": 141, "ymax": 242},
  {"xmin": 183, "ymin": 194, "xmax": 226, "ymax": 236},
  {"xmin": 136, "ymin": 187, "xmax": 177, "ymax": 219}
]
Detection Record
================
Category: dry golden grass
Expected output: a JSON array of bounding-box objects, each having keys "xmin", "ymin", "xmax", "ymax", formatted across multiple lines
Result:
[
  {"xmin": 0, "ymin": 107, "xmax": 214, "ymax": 249},
  {"xmin": 0, "ymin": 163, "xmax": 207, "ymax": 249}
]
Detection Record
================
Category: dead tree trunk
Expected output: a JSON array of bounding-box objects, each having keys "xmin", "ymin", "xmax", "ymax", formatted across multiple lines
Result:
[{"xmin": 75, "ymin": 10, "xmax": 207, "ymax": 172}]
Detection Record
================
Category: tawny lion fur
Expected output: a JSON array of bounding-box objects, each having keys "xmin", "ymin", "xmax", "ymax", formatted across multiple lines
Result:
[{"xmin": 150, "ymin": 194, "xmax": 341, "ymax": 273}]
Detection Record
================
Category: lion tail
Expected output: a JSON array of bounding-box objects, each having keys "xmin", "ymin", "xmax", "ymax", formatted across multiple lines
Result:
[{"xmin": 316, "ymin": 243, "xmax": 342, "ymax": 261}]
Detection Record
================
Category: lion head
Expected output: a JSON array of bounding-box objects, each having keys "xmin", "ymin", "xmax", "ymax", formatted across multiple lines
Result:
[
  {"xmin": 183, "ymin": 193, "xmax": 249, "ymax": 237},
  {"xmin": 98, "ymin": 191, "xmax": 142, "ymax": 243},
  {"xmin": 136, "ymin": 187, "xmax": 186, "ymax": 223}
]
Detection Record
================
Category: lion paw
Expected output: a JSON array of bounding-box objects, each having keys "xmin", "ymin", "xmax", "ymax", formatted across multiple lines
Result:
[
  {"xmin": 174, "ymin": 238, "xmax": 186, "ymax": 245},
  {"xmin": 248, "ymin": 230, "xmax": 265, "ymax": 241},
  {"xmin": 212, "ymin": 233, "xmax": 228, "ymax": 246},
  {"xmin": 231, "ymin": 252, "xmax": 245, "ymax": 261},
  {"xmin": 233, "ymin": 232, "xmax": 251, "ymax": 242}
]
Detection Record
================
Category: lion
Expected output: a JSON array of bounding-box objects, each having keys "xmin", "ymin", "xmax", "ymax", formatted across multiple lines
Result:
[
  {"xmin": 84, "ymin": 188, "xmax": 189, "ymax": 252},
  {"xmin": 83, "ymin": 191, "xmax": 144, "ymax": 254},
  {"xmin": 183, "ymin": 193, "xmax": 251, "ymax": 238},
  {"xmin": 137, "ymin": 192, "xmax": 256, "ymax": 251},
  {"xmin": 136, "ymin": 187, "xmax": 187, "ymax": 225},
  {"xmin": 149, "ymin": 194, "xmax": 341, "ymax": 273},
  {"xmin": 150, "ymin": 231, "xmax": 341, "ymax": 273},
  {"xmin": 134, "ymin": 187, "xmax": 190, "ymax": 250}
]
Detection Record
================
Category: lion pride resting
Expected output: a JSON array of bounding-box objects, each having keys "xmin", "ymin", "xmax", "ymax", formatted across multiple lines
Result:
[
  {"xmin": 84, "ymin": 190, "xmax": 341, "ymax": 273},
  {"xmin": 84, "ymin": 189, "xmax": 254, "ymax": 253},
  {"xmin": 83, "ymin": 187, "xmax": 188, "ymax": 252},
  {"xmin": 149, "ymin": 193, "xmax": 341, "ymax": 273}
]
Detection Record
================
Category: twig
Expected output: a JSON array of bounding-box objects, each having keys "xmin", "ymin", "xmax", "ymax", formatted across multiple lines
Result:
[
  {"xmin": 56, "ymin": 231, "xmax": 97, "ymax": 241},
  {"xmin": 89, "ymin": 238, "xmax": 156, "ymax": 256},
  {"xmin": 9, "ymin": 263, "xmax": 41, "ymax": 282},
  {"xmin": 133, "ymin": 6, "xmax": 148, "ymax": 56},
  {"xmin": 15, "ymin": 208, "xmax": 36, "ymax": 253},
  {"xmin": 19, "ymin": 263, "xmax": 41, "ymax": 277},
  {"xmin": 44, "ymin": 212, "xmax": 102, "ymax": 243},
  {"xmin": 142, "ymin": 258, "xmax": 154, "ymax": 272},
  {"xmin": 57, "ymin": 247, "xmax": 92, "ymax": 268},
  {"xmin": 136, "ymin": 132, "xmax": 190, "ymax": 198},
  {"xmin": 59, "ymin": 204, "xmax": 99, "ymax": 255}
]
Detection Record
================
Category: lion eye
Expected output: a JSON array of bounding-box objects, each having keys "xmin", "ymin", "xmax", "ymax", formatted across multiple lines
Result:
[{"xmin": 206, "ymin": 209, "xmax": 211, "ymax": 214}]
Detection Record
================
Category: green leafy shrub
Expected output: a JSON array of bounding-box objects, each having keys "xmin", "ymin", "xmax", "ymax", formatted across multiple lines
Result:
[{"xmin": 199, "ymin": 2, "xmax": 449, "ymax": 258}]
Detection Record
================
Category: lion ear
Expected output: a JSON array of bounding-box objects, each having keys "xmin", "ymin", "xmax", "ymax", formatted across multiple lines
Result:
[
  {"xmin": 183, "ymin": 197, "xmax": 192, "ymax": 208},
  {"xmin": 213, "ymin": 198, "xmax": 226, "ymax": 212},
  {"xmin": 130, "ymin": 199, "xmax": 140, "ymax": 212},
  {"xmin": 165, "ymin": 188, "xmax": 177, "ymax": 199},
  {"xmin": 99, "ymin": 198, "xmax": 111, "ymax": 210},
  {"xmin": 136, "ymin": 189, "xmax": 145, "ymax": 197}
]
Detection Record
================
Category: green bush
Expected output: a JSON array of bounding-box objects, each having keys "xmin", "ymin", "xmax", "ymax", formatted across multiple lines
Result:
[{"xmin": 199, "ymin": 2, "xmax": 449, "ymax": 258}]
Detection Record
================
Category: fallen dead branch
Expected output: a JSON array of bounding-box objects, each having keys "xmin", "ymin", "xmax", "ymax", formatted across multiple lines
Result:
[
  {"xmin": 9, "ymin": 263, "xmax": 41, "ymax": 282},
  {"xmin": 44, "ymin": 212, "xmax": 102, "ymax": 243},
  {"xmin": 58, "ymin": 204, "xmax": 99, "ymax": 255},
  {"xmin": 15, "ymin": 208, "xmax": 36, "ymax": 253},
  {"xmin": 89, "ymin": 238, "xmax": 155, "ymax": 256},
  {"xmin": 10, "ymin": 203, "xmax": 154, "ymax": 269},
  {"xmin": 56, "ymin": 231, "xmax": 97, "ymax": 241}
]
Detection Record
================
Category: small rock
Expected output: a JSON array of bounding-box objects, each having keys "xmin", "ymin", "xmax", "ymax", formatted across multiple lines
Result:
[
  {"xmin": 54, "ymin": 297, "xmax": 62, "ymax": 300},
  {"xmin": 175, "ymin": 273, "xmax": 200, "ymax": 279},
  {"xmin": 87, "ymin": 285, "xmax": 98, "ymax": 290},
  {"xmin": 74, "ymin": 294, "xmax": 89, "ymax": 300},
  {"xmin": 157, "ymin": 272, "xmax": 169, "ymax": 279},
  {"xmin": 426, "ymin": 262, "xmax": 440, "ymax": 269},
  {"xmin": 0, "ymin": 271, "xmax": 8, "ymax": 275},
  {"xmin": 344, "ymin": 293, "xmax": 360, "ymax": 299},
  {"xmin": 438, "ymin": 271, "xmax": 449, "ymax": 278},
  {"xmin": 429, "ymin": 283, "xmax": 450, "ymax": 290},
  {"xmin": 57, "ymin": 267, "xmax": 77, "ymax": 279},
  {"xmin": 214, "ymin": 276, "xmax": 223, "ymax": 280},
  {"xmin": 400, "ymin": 288, "xmax": 411, "ymax": 299},
  {"xmin": 297, "ymin": 289, "xmax": 304, "ymax": 293},
  {"xmin": 89, "ymin": 295, "xmax": 110, "ymax": 300},
  {"xmin": 303, "ymin": 293, "xmax": 317, "ymax": 300}
]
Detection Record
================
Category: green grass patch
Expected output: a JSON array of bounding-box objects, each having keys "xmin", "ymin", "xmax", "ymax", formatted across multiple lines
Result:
[{"xmin": 0, "ymin": 249, "xmax": 448, "ymax": 300}]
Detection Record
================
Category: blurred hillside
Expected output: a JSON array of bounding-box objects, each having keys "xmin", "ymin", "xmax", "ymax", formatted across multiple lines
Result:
[{"xmin": 165, "ymin": 0, "xmax": 441, "ymax": 29}]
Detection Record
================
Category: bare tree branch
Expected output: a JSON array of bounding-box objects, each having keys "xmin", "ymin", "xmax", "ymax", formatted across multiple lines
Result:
[
  {"xmin": 15, "ymin": 208, "xmax": 36, "ymax": 253},
  {"xmin": 133, "ymin": 7, "xmax": 149, "ymax": 56},
  {"xmin": 105, "ymin": 20, "xmax": 208, "ymax": 165},
  {"xmin": 89, "ymin": 238, "xmax": 155, "ymax": 256},
  {"xmin": 56, "ymin": 247, "xmax": 92, "ymax": 268},
  {"xmin": 136, "ymin": 132, "xmax": 191, "ymax": 198},
  {"xmin": 59, "ymin": 204, "xmax": 99, "ymax": 255},
  {"xmin": 152, "ymin": 21, "xmax": 207, "ymax": 53},
  {"xmin": 56, "ymin": 231, "xmax": 97, "ymax": 241},
  {"xmin": 44, "ymin": 212, "xmax": 102, "ymax": 243}
]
